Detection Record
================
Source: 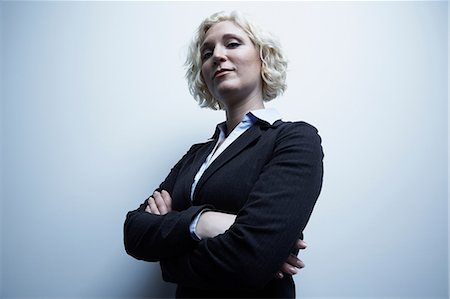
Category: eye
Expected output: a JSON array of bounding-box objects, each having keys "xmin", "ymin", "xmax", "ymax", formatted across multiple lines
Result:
[
  {"xmin": 227, "ymin": 42, "xmax": 241, "ymax": 49},
  {"xmin": 202, "ymin": 49, "xmax": 213, "ymax": 61}
]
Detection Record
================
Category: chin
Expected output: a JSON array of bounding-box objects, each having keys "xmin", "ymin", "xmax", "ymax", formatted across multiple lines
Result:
[{"xmin": 214, "ymin": 83, "xmax": 242, "ymax": 98}]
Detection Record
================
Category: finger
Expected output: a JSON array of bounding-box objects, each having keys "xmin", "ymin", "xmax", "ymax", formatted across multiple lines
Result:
[
  {"xmin": 160, "ymin": 190, "xmax": 172, "ymax": 210},
  {"xmin": 147, "ymin": 197, "xmax": 160, "ymax": 215},
  {"xmin": 287, "ymin": 254, "xmax": 305, "ymax": 269},
  {"xmin": 145, "ymin": 205, "xmax": 151, "ymax": 213},
  {"xmin": 280, "ymin": 262, "xmax": 298, "ymax": 275},
  {"xmin": 296, "ymin": 239, "xmax": 307, "ymax": 250},
  {"xmin": 275, "ymin": 271, "xmax": 284, "ymax": 279},
  {"xmin": 153, "ymin": 191, "xmax": 168, "ymax": 215}
]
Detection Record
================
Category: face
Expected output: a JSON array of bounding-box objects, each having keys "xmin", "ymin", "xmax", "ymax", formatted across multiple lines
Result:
[{"xmin": 200, "ymin": 21, "xmax": 263, "ymax": 107}]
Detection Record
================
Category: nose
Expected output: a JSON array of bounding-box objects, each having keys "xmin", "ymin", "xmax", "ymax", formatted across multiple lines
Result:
[{"xmin": 212, "ymin": 46, "xmax": 227, "ymax": 64}]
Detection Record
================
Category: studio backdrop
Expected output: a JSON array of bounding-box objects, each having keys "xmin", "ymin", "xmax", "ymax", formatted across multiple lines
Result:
[{"xmin": 1, "ymin": 1, "xmax": 448, "ymax": 298}]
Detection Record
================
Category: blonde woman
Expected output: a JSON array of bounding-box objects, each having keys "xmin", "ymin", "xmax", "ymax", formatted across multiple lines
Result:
[{"xmin": 124, "ymin": 11, "xmax": 323, "ymax": 298}]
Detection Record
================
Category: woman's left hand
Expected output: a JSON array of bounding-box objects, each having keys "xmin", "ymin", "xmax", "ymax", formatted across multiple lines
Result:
[
  {"xmin": 145, "ymin": 190, "xmax": 172, "ymax": 215},
  {"xmin": 275, "ymin": 239, "xmax": 307, "ymax": 279}
]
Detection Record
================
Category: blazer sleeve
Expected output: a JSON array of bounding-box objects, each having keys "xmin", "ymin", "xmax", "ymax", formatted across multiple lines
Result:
[
  {"xmin": 160, "ymin": 122, "xmax": 324, "ymax": 290},
  {"xmin": 123, "ymin": 144, "xmax": 211, "ymax": 262}
]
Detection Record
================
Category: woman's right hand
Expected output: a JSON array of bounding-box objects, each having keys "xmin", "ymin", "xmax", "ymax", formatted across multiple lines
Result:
[
  {"xmin": 145, "ymin": 190, "xmax": 172, "ymax": 215},
  {"xmin": 275, "ymin": 239, "xmax": 307, "ymax": 279}
]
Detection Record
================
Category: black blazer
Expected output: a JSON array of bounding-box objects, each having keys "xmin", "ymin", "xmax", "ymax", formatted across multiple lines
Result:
[{"xmin": 124, "ymin": 119, "xmax": 324, "ymax": 298}]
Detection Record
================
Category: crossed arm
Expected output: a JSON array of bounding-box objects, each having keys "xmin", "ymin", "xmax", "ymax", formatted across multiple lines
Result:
[
  {"xmin": 125, "ymin": 123, "xmax": 323, "ymax": 289},
  {"xmin": 146, "ymin": 189, "xmax": 307, "ymax": 279}
]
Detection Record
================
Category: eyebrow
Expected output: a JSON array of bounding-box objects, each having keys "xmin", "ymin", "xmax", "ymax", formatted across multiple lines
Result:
[{"xmin": 201, "ymin": 33, "xmax": 244, "ymax": 52}]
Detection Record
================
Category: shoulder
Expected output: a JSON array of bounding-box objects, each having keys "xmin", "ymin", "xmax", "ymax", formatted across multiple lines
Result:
[
  {"xmin": 268, "ymin": 120, "xmax": 324, "ymax": 158},
  {"xmin": 183, "ymin": 139, "xmax": 214, "ymax": 157},
  {"xmin": 171, "ymin": 139, "xmax": 214, "ymax": 169},
  {"xmin": 273, "ymin": 120, "xmax": 321, "ymax": 141},
  {"xmin": 186, "ymin": 123, "xmax": 222, "ymax": 153}
]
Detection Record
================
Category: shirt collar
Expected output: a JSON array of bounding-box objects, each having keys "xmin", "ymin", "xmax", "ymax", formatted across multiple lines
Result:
[
  {"xmin": 248, "ymin": 108, "xmax": 282, "ymax": 125},
  {"xmin": 216, "ymin": 113, "xmax": 255, "ymax": 138},
  {"xmin": 210, "ymin": 108, "xmax": 282, "ymax": 141}
]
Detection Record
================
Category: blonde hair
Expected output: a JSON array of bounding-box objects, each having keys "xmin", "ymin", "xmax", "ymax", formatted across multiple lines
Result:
[{"xmin": 185, "ymin": 11, "xmax": 288, "ymax": 110}]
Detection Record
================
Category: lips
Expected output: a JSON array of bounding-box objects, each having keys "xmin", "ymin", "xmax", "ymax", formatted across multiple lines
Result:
[{"xmin": 213, "ymin": 68, "xmax": 233, "ymax": 79}]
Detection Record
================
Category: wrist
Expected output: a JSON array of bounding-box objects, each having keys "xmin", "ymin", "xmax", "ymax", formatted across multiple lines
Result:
[
  {"xmin": 196, "ymin": 211, "xmax": 213, "ymax": 239},
  {"xmin": 196, "ymin": 211, "xmax": 236, "ymax": 239},
  {"xmin": 189, "ymin": 209, "xmax": 210, "ymax": 241}
]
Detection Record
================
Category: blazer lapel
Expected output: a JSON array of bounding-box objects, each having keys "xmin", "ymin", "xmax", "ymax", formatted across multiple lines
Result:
[
  {"xmin": 183, "ymin": 128, "xmax": 219, "ymax": 202},
  {"xmin": 192, "ymin": 124, "xmax": 263, "ymax": 201}
]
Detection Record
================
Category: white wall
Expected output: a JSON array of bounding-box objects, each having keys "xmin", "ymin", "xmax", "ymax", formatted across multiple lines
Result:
[{"xmin": 1, "ymin": 2, "xmax": 448, "ymax": 298}]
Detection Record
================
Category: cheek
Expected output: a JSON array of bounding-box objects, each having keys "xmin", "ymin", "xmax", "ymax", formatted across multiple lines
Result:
[
  {"xmin": 254, "ymin": 59, "xmax": 262, "ymax": 73},
  {"xmin": 242, "ymin": 52, "xmax": 262, "ymax": 75},
  {"xmin": 201, "ymin": 64, "xmax": 212, "ymax": 82},
  {"xmin": 200, "ymin": 68, "xmax": 209, "ymax": 87},
  {"xmin": 246, "ymin": 58, "xmax": 262, "ymax": 78}
]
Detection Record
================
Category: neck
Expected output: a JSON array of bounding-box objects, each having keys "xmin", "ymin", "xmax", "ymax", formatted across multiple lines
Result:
[{"xmin": 224, "ymin": 94, "xmax": 264, "ymax": 135}]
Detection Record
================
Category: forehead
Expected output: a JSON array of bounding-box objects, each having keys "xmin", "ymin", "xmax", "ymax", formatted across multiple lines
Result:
[{"xmin": 202, "ymin": 20, "xmax": 250, "ymax": 44}]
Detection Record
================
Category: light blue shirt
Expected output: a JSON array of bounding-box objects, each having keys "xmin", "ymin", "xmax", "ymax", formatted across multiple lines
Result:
[{"xmin": 189, "ymin": 108, "xmax": 281, "ymax": 240}]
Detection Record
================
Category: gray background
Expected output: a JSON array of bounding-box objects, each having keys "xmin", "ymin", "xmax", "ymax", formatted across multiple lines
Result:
[{"xmin": 1, "ymin": 1, "xmax": 448, "ymax": 298}]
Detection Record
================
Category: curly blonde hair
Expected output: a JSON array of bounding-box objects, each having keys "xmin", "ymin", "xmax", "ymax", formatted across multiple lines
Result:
[{"xmin": 185, "ymin": 11, "xmax": 288, "ymax": 110}]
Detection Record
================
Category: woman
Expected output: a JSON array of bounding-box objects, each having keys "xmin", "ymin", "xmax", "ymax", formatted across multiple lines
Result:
[{"xmin": 124, "ymin": 11, "xmax": 323, "ymax": 298}]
